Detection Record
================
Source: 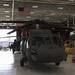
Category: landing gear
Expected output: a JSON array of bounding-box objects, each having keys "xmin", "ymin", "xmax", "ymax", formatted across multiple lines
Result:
[
  {"xmin": 20, "ymin": 57, "xmax": 25, "ymax": 67},
  {"xmin": 20, "ymin": 56, "xmax": 27, "ymax": 67},
  {"xmin": 55, "ymin": 62, "xmax": 60, "ymax": 66}
]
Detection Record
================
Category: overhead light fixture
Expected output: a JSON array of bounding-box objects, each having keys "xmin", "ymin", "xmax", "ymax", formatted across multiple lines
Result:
[
  {"xmin": 32, "ymin": 6, "xmax": 38, "ymax": 8},
  {"xmin": 3, "ymin": 4, "xmax": 9, "ymax": 6},
  {"xmin": 3, "ymin": 23, "xmax": 7, "ymax": 24},
  {"xmin": 7, "ymin": 26, "xmax": 10, "ymax": 29},
  {"xmin": 72, "ymin": 14, "xmax": 75, "ymax": 16},
  {"xmin": 27, "ymin": 16, "xmax": 31, "ymax": 18},
  {"xmin": 68, "ymin": 0, "xmax": 74, "ymax": 1},
  {"xmin": 58, "ymin": 7, "xmax": 63, "ymax": 10},
  {"xmin": 65, "ymin": 30, "xmax": 68, "ymax": 31},
  {"xmin": 6, "ymin": 15, "xmax": 10, "ymax": 18},
  {"xmin": 52, "ymin": 28, "xmax": 55, "ymax": 30},
  {"xmin": 51, "ymin": 13, "xmax": 55, "ymax": 15},
  {"xmin": 45, "ymin": 17, "xmax": 49, "ymax": 19},
  {"xmin": 30, "ymin": 12, "xmax": 34, "ymax": 14},
  {"xmin": 63, "ymin": 18, "xmax": 67, "ymax": 20},
  {"xmin": 5, "ymin": 11, "xmax": 10, "ymax": 13}
]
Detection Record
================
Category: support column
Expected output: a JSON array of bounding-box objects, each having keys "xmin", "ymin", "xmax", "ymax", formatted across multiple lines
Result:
[{"xmin": 12, "ymin": 0, "xmax": 15, "ymax": 21}]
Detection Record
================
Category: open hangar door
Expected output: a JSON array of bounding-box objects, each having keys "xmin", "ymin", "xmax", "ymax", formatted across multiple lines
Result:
[{"xmin": 0, "ymin": 23, "xmax": 16, "ymax": 49}]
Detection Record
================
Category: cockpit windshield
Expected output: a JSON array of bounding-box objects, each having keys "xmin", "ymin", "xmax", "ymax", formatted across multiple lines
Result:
[
  {"xmin": 32, "ymin": 36, "xmax": 52, "ymax": 46},
  {"xmin": 32, "ymin": 36, "xmax": 44, "ymax": 46},
  {"xmin": 44, "ymin": 36, "xmax": 52, "ymax": 45},
  {"xmin": 52, "ymin": 36, "xmax": 63, "ymax": 46}
]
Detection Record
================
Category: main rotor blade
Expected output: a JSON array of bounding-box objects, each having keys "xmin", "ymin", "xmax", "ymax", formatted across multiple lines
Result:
[
  {"xmin": 7, "ymin": 22, "xmax": 32, "ymax": 34},
  {"xmin": 0, "ymin": 36, "xmax": 16, "ymax": 38},
  {"xmin": 7, "ymin": 28, "xmax": 17, "ymax": 34}
]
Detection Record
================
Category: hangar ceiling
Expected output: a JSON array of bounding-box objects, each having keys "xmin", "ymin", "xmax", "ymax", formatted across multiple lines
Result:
[{"xmin": 0, "ymin": 0, "xmax": 75, "ymax": 28}]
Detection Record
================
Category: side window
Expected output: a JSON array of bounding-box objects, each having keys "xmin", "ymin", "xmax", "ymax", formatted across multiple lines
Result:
[
  {"xmin": 44, "ymin": 36, "xmax": 52, "ymax": 45},
  {"xmin": 52, "ymin": 36, "xmax": 62, "ymax": 46},
  {"xmin": 32, "ymin": 37, "xmax": 44, "ymax": 46}
]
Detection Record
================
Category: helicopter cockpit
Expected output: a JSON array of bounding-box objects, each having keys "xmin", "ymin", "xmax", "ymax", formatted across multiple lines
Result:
[{"xmin": 32, "ymin": 36, "xmax": 45, "ymax": 47}]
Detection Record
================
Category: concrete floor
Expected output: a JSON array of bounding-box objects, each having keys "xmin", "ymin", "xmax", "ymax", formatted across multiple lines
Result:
[{"xmin": 0, "ymin": 49, "xmax": 75, "ymax": 75}]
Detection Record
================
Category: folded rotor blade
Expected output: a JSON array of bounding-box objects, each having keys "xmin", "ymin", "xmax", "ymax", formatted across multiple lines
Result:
[
  {"xmin": 7, "ymin": 22, "xmax": 32, "ymax": 34},
  {"xmin": 0, "ymin": 36, "xmax": 16, "ymax": 38}
]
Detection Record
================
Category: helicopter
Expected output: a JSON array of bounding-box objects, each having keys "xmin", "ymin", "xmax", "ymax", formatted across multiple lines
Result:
[{"xmin": 7, "ymin": 19, "xmax": 67, "ymax": 67}]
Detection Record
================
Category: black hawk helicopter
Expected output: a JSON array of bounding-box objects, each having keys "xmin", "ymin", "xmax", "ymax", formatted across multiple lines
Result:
[{"xmin": 7, "ymin": 19, "xmax": 67, "ymax": 67}]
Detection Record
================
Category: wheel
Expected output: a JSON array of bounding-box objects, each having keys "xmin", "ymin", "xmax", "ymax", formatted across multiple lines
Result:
[
  {"xmin": 20, "ymin": 58, "xmax": 25, "ymax": 67},
  {"xmin": 55, "ymin": 62, "xmax": 60, "ymax": 66},
  {"xmin": 24, "ymin": 55, "xmax": 27, "ymax": 63},
  {"xmin": 64, "ymin": 54, "xmax": 67, "ymax": 61}
]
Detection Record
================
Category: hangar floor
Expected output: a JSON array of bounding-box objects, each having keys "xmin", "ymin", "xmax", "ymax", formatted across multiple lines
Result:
[{"xmin": 0, "ymin": 49, "xmax": 75, "ymax": 75}]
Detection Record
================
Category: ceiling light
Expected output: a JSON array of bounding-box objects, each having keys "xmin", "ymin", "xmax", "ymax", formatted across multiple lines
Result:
[
  {"xmin": 30, "ymin": 12, "xmax": 34, "ymax": 14},
  {"xmin": 65, "ymin": 30, "xmax": 68, "ymax": 31},
  {"xmin": 32, "ymin": 6, "xmax": 38, "ymax": 8},
  {"xmin": 3, "ymin": 4, "xmax": 9, "ymax": 6},
  {"xmin": 45, "ymin": 17, "xmax": 49, "ymax": 19},
  {"xmin": 5, "ymin": 11, "xmax": 10, "ymax": 13},
  {"xmin": 3, "ymin": 23, "xmax": 7, "ymax": 24},
  {"xmin": 58, "ymin": 7, "xmax": 63, "ymax": 10},
  {"xmin": 52, "ymin": 28, "xmax": 55, "ymax": 30},
  {"xmin": 51, "ymin": 13, "xmax": 55, "ymax": 15},
  {"xmin": 27, "ymin": 16, "xmax": 31, "ymax": 18},
  {"xmin": 6, "ymin": 15, "xmax": 10, "ymax": 17},
  {"xmin": 68, "ymin": 0, "xmax": 74, "ymax": 1},
  {"xmin": 7, "ymin": 26, "xmax": 10, "ymax": 29},
  {"xmin": 63, "ymin": 18, "xmax": 67, "ymax": 20},
  {"xmin": 72, "ymin": 14, "xmax": 75, "ymax": 16}
]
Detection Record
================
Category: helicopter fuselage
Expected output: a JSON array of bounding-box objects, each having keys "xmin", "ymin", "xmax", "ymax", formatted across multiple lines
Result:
[{"xmin": 20, "ymin": 29, "xmax": 66, "ymax": 64}]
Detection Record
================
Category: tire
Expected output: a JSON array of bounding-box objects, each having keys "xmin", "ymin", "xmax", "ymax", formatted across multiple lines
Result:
[
  {"xmin": 55, "ymin": 62, "xmax": 60, "ymax": 66},
  {"xmin": 20, "ymin": 58, "xmax": 25, "ymax": 67},
  {"xmin": 24, "ymin": 55, "xmax": 27, "ymax": 63},
  {"xmin": 64, "ymin": 55, "xmax": 67, "ymax": 61}
]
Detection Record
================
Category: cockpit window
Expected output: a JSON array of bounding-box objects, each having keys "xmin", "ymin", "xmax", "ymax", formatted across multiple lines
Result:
[
  {"xmin": 52, "ymin": 36, "xmax": 62, "ymax": 46},
  {"xmin": 32, "ymin": 36, "xmax": 44, "ymax": 46},
  {"xmin": 44, "ymin": 36, "xmax": 52, "ymax": 45}
]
